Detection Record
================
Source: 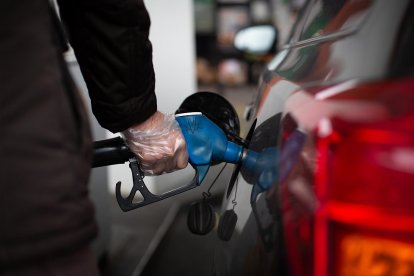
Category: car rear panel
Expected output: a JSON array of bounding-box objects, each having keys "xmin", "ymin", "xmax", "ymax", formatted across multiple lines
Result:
[{"xmin": 280, "ymin": 78, "xmax": 414, "ymax": 276}]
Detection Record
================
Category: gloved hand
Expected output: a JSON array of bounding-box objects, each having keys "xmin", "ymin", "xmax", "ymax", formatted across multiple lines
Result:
[{"xmin": 121, "ymin": 111, "xmax": 188, "ymax": 175}]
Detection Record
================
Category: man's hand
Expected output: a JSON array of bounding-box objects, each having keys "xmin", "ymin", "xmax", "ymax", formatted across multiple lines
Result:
[{"xmin": 121, "ymin": 111, "xmax": 188, "ymax": 175}]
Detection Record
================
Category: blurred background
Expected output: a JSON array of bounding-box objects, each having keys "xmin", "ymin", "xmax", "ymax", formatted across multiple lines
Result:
[{"xmin": 64, "ymin": 0, "xmax": 304, "ymax": 275}]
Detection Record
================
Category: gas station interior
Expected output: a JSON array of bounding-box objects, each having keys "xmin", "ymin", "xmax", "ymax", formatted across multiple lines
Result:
[
  {"xmin": 29, "ymin": 0, "xmax": 414, "ymax": 276},
  {"xmin": 74, "ymin": 1, "xmax": 289, "ymax": 275},
  {"xmin": 11, "ymin": 0, "xmax": 413, "ymax": 275}
]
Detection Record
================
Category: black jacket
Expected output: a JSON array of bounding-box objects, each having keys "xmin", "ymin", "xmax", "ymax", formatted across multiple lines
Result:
[
  {"xmin": 0, "ymin": 0, "xmax": 156, "ymax": 266},
  {"xmin": 58, "ymin": 0, "xmax": 157, "ymax": 132}
]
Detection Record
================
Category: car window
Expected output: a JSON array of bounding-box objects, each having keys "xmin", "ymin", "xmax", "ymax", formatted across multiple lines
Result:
[{"xmin": 299, "ymin": 0, "xmax": 374, "ymax": 41}]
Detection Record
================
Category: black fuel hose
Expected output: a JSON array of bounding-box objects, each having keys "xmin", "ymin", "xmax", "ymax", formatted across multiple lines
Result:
[{"xmin": 92, "ymin": 137, "xmax": 134, "ymax": 168}]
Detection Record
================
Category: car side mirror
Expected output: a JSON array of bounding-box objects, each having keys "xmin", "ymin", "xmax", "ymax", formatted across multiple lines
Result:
[{"xmin": 234, "ymin": 25, "xmax": 278, "ymax": 55}]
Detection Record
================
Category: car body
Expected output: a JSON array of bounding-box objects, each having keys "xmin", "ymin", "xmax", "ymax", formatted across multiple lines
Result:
[{"xmin": 212, "ymin": 0, "xmax": 414, "ymax": 275}]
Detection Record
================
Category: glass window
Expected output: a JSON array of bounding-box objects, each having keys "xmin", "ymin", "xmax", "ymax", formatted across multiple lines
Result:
[{"xmin": 194, "ymin": 0, "xmax": 215, "ymax": 34}]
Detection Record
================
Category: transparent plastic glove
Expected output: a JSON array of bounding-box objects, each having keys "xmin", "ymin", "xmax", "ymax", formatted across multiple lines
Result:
[{"xmin": 121, "ymin": 111, "xmax": 188, "ymax": 175}]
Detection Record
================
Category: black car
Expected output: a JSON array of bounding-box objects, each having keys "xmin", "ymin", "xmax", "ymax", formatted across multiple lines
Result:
[{"xmin": 210, "ymin": 0, "xmax": 414, "ymax": 275}]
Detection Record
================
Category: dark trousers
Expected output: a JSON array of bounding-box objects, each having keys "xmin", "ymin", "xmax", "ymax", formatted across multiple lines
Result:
[
  {"xmin": 0, "ymin": 0, "xmax": 97, "ymax": 269},
  {"xmin": 1, "ymin": 246, "xmax": 100, "ymax": 276}
]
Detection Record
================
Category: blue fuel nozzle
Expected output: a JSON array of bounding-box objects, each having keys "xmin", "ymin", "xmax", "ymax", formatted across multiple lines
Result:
[{"xmin": 176, "ymin": 112, "xmax": 244, "ymax": 184}]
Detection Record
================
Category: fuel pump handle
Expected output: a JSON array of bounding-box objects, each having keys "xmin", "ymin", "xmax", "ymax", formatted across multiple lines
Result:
[{"xmin": 92, "ymin": 113, "xmax": 244, "ymax": 211}]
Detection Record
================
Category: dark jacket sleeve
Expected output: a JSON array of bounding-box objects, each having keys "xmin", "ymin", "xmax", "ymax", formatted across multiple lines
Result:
[{"xmin": 57, "ymin": 0, "xmax": 157, "ymax": 133}]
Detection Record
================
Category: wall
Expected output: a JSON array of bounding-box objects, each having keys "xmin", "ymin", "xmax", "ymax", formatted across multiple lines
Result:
[{"xmin": 146, "ymin": 0, "xmax": 196, "ymax": 114}]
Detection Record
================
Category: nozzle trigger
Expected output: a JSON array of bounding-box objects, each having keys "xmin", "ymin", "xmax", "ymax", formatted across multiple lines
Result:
[{"xmin": 115, "ymin": 158, "xmax": 199, "ymax": 211}]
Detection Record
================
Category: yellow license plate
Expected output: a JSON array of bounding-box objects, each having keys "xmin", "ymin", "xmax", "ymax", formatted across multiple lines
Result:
[{"xmin": 338, "ymin": 234, "xmax": 414, "ymax": 276}]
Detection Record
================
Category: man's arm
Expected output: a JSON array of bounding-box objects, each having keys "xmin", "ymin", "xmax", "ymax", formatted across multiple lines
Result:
[
  {"xmin": 57, "ymin": 0, "xmax": 156, "ymax": 133},
  {"xmin": 57, "ymin": 0, "xmax": 188, "ymax": 174}
]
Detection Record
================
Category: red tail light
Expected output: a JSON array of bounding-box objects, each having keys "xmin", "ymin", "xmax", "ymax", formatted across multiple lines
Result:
[
  {"xmin": 281, "ymin": 78, "xmax": 414, "ymax": 276},
  {"xmin": 315, "ymin": 115, "xmax": 414, "ymax": 276},
  {"xmin": 314, "ymin": 82, "xmax": 414, "ymax": 276}
]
